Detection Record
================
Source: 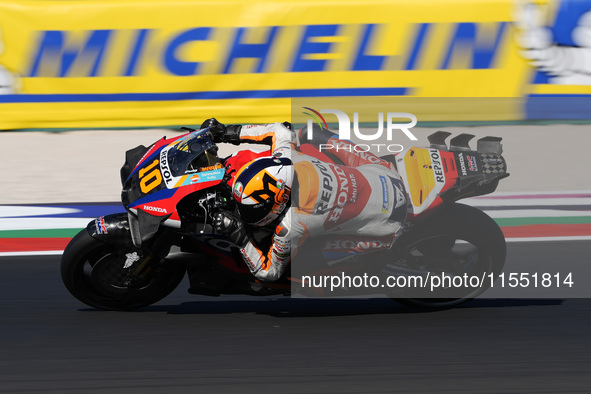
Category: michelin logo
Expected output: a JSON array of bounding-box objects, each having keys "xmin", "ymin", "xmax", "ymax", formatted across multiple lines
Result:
[
  {"xmin": 515, "ymin": 0, "xmax": 591, "ymax": 85},
  {"xmin": 0, "ymin": 30, "xmax": 19, "ymax": 94}
]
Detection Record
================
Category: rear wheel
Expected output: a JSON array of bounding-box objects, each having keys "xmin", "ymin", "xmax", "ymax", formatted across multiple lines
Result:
[
  {"xmin": 390, "ymin": 203, "xmax": 506, "ymax": 308},
  {"xmin": 61, "ymin": 229, "xmax": 186, "ymax": 311}
]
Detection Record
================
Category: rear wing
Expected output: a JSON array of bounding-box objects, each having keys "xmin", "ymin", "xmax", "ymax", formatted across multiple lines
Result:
[{"xmin": 396, "ymin": 132, "xmax": 509, "ymax": 218}]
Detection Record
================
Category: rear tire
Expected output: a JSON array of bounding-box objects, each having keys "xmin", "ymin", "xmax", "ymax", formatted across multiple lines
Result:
[
  {"xmin": 391, "ymin": 203, "xmax": 506, "ymax": 308},
  {"xmin": 61, "ymin": 229, "xmax": 186, "ymax": 311}
]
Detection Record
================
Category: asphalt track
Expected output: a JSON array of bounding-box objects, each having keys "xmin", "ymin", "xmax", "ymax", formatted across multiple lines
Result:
[{"xmin": 1, "ymin": 241, "xmax": 591, "ymax": 393}]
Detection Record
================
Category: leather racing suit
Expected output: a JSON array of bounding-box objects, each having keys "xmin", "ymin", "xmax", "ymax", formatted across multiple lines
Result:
[{"xmin": 227, "ymin": 122, "xmax": 408, "ymax": 282}]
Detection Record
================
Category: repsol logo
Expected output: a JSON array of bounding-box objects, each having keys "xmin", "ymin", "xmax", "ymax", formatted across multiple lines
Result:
[
  {"xmin": 312, "ymin": 159, "xmax": 334, "ymax": 213},
  {"xmin": 160, "ymin": 149, "xmax": 173, "ymax": 185},
  {"xmin": 429, "ymin": 149, "xmax": 445, "ymax": 183}
]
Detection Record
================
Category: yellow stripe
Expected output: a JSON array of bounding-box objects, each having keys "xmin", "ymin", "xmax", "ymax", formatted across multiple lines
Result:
[
  {"xmin": 0, "ymin": 98, "xmax": 291, "ymax": 129},
  {"xmin": 531, "ymin": 84, "xmax": 591, "ymax": 95},
  {"xmin": 174, "ymin": 174, "xmax": 189, "ymax": 188}
]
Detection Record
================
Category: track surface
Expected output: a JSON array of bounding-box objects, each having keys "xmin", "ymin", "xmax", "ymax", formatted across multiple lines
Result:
[{"xmin": 1, "ymin": 241, "xmax": 591, "ymax": 393}]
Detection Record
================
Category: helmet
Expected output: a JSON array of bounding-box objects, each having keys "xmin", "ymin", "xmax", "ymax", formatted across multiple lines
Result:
[{"xmin": 232, "ymin": 156, "xmax": 293, "ymax": 226}]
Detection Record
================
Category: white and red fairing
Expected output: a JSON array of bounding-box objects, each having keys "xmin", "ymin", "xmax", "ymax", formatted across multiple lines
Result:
[{"xmin": 395, "ymin": 147, "xmax": 459, "ymax": 220}]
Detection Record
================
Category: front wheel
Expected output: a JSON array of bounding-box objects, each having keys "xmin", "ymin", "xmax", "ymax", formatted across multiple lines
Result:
[
  {"xmin": 61, "ymin": 229, "xmax": 186, "ymax": 311},
  {"xmin": 390, "ymin": 203, "xmax": 506, "ymax": 308}
]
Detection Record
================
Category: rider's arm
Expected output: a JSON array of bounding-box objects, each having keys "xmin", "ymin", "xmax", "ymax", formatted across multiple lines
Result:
[
  {"xmin": 201, "ymin": 118, "xmax": 293, "ymax": 155},
  {"xmin": 236, "ymin": 122, "xmax": 293, "ymax": 155},
  {"xmin": 240, "ymin": 233, "xmax": 289, "ymax": 282},
  {"xmin": 213, "ymin": 209, "xmax": 294, "ymax": 282},
  {"xmin": 239, "ymin": 212, "xmax": 296, "ymax": 282}
]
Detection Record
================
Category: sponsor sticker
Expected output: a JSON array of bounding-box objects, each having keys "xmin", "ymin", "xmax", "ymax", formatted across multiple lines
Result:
[
  {"xmin": 199, "ymin": 163, "xmax": 224, "ymax": 172},
  {"xmin": 185, "ymin": 168, "xmax": 225, "ymax": 186},
  {"xmin": 123, "ymin": 252, "xmax": 140, "ymax": 269},
  {"xmin": 390, "ymin": 178, "xmax": 406, "ymax": 209},
  {"xmin": 313, "ymin": 159, "xmax": 334, "ymax": 214},
  {"xmin": 160, "ymin": 149, "xmax": 173, "ymax": 185},
  {"xmin": 234, "ymin": 181, "xmax": 243, "ymax": 200},
  {"xmin": 143, "ymin": 205, "xmax": 167, "ymax": 214},
  {"xmin": 379, "ymin": 175, "xmax": 389, "ymax": 213},
  {"xmin": 274, "ymin": 241, "xmax": 289, "ymax": 253},
  {"xmin": 467, "ymin": 155, "xmax": 478, "ymax": 172},
  {"xmin": 429, "ymin": 149, "xmax": 445, "ymax": 183},
  {"xmin": 457, "ymin": 152, "xmax": 468, "ymax": 176},
  {"xmin": 95, "ymin": 216, "xmax": 108, "ymax": 234},
  {"xmin": 240, "ymin": 249, "xmax": 257, "ymax": 272},
  {"xmin": 323, "ymin": 239, "xmax": 391, "ymax": 251}
]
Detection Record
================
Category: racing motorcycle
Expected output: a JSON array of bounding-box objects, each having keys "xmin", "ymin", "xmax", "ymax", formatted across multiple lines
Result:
[{"xmin": 61, "ymin": 126, "xmax": 509, "ymax": 310}]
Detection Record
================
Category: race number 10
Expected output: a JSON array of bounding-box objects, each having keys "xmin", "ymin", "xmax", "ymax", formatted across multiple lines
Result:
[{"xmin": 139, "ymin": 159, "xmax": 162, "ymax": 193}]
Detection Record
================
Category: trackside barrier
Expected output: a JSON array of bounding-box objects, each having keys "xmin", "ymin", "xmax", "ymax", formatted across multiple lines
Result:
[{"xmin": 0, "ymin": 0, "xmax": 589, "ymax": 129}]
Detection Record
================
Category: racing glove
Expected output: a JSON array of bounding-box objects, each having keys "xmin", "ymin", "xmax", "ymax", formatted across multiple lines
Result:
[
  {"xmin": 200, "ymin": 118, "xmax": 242, "ymax": 145},
  {"xmin": 212, "ymin": 210, "xmax": 250, "ymax": 247}
]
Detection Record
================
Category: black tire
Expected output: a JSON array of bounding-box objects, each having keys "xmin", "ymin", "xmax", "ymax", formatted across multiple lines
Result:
[
  {"xmin": 391, "ymin": 203, "xmax": 506, "ymax": 308},
  {"xmin": 61, "ymin": 229, "xmax": 186, "ymax": 311}
]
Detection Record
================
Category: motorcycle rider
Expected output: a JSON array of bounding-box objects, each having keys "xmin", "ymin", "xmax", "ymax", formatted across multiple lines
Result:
[{"xmin": 205, "ymin": 118, "xmax": 408, "ymax": 282}]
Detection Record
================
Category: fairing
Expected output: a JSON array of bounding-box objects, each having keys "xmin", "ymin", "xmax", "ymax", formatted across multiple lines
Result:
[
  {"xmin": 396, "ymin": 132, "xmax": 509, "ymax": 218},
  {"xmin": 120, "ymin": 128, "xmax": 226, "ymax": 244}
]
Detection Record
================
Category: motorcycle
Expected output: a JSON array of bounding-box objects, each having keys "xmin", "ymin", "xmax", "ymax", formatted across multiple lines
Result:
[{"xmin": 61, "ymin": 126, "xmax": 509, "ymax": 310}]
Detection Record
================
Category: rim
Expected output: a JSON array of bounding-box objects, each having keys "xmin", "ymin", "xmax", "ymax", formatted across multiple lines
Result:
[
  {"xmin": 74, "ymin": 244, "xmax": 159, "ymax": 303},
  {"xmin": 391, "ymin": 234, "xmax": 495, "ymax": 306}
]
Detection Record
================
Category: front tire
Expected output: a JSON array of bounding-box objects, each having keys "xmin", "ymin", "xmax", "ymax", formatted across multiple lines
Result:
[
  {"xmin": 391, "ymin": 203, "xmax": 506, "ymax": 308},
  {"xmin": 61, "ymin": 229, "xmax": 186, "ymax": 311}
]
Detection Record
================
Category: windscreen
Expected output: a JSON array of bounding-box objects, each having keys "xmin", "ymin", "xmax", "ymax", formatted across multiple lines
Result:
[{"xmin": 167, "ymin": 129, "xmax": 220, "ymax": 176}]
